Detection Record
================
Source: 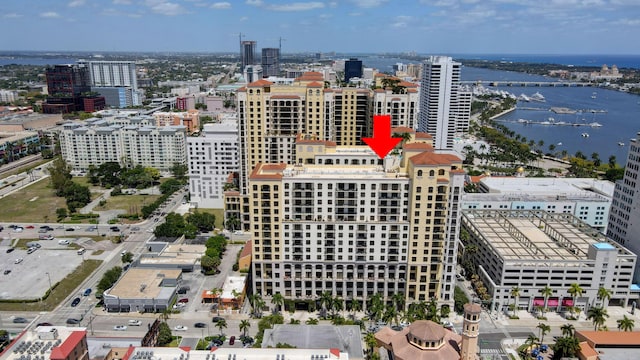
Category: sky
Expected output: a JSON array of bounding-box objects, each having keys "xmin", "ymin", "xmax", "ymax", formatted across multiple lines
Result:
[{"xmin": 1, "ymin": 0, "xmax": 640, "ymax": 54}]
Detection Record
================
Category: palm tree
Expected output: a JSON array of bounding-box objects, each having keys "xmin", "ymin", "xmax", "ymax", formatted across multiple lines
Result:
[
  {"xmin": 510, "ymin": 286, "xmax": 521, "ymax": 317},
  {"xmin": 369, "ymin": 293, "xmax": 385, "ymax": 323},
  {"xmin": 553, "ymin": 336, "xmax": 581, "ymax": 359},
  {"xmin": 239, "ymin": 319, "xmax": 250, "ymax": 337},
  {"xmin": 596, "ymin": 287, "xmax": 612, "ymax": 308},
  {"xmin": 332, "ymin": 297, "xmax": 344, "ymax": 318},
  {"xmin": 250, "ymin": 294, "xmax": 263, "ymax": 318},
  {"xmin": 524, "ymin": 334, "xmax": 539, "ymax": 352},
  {"xmin": 210, "ymin": 287, "xmax": 223, "ymax": 314},
  {"xmin": 271, "ymin": 292, "xmax": 284, "ymax": 314},
  {"xmin": 567, "ymin": 283, "xmax": 583, "ymax": 317},
  {"xmin": 617, "ymin": 315, "xmax": 635, "ymax": 331},
  {"xmin": 364, "ymin": 332, "xmax": 377, "ymax": 356},
  {"xmin": 319, "ymin": 291, "xmax": 333, "ymax": 319},
  {"xmin": 305, "ymin": 317, "xmax": 319, "ymax": 325},
  {"xmin": 391, "ymin": 292, "xmax": 405, "ymax": 313},
  {"xmin": 348, "ymin": 299, "xmax": 362, "ymax": 320},
  {"xmin": 225, "ymin": 214, "xmax": 240, "ymax": 231},
  {"xmin": 560, "ymin": 323, "xmax": 575, "ymax": 337},
  {"xmin": 539, "ymin": 285, "xmax": 553, "ymax": 316},
  {"xmin": 537, "ymin": 322, "xmax": 551, "ymax": 345},
  {"xmin": 586, "ymin": 306, "xmax": 609, "ymax": 331},
  {"xmin": 215, "ymin": 318, "xmax": 227, "ymax": 335}
]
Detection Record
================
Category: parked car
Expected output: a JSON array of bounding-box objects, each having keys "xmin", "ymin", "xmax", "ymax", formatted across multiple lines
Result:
[
  {"xmin": 36, "ymin": 322, "xmax": 53, "ymax": 327},
  {"xmin": 177, "ymin": 286, "xmax": 190, "ymax": 294},
  {"xmin": 71, "ymin": 297, "xmax": 81, "ymax": 307},
  {"xmin": 58, "ymin": 240, "xmax": 70, "ymax": 245},
  {"xmin": 13, "ymin": 317, "xmax": 28, "ymax": 323},
  {"xmin": 6, "ymin": 248, "xmax": 14, "ymax": 253},
  {"xmin": 14, "ymin": 258, "xmax": 23, "ymax": 264},
  {"xmin": 229, "ymin": 336, "xmax": 235, "ymax": 345},
  {"xmin": 128, "ymin": 320, "xmax": 142, "ymax": 326},
  {"xmin": 113, "ymin": 325, "xmax": 127, "ymax": 331},
  {"xmin": 66, "ymin": 318, "xmax": 80, "ymax": 325},
  {"xmin": 174, "ymin": 325, "xmax": 188, "ymax": 331},
  {"xmin": 178, "ymin": 298, "xmax": 189, "ymax": 303},
  {"xmin": 14, "ymin": 227, "xmax": 23, "ymax": 232},
  {"xmin": 194, "ymin": 322, "xmax": 206, "ymax": 328},
  {"xmin": 26, "ymin": 247, "xmax": 37, "ymax": 254},
  {"xmin": 83, "ymin": 288, "xmax": 92, "ymax": 296},
  {"xmin": 212, "ymin": 316, "xmax": 224, "ymax": 323},
  {"xmin": 25, "ymin": 225, "xmax": 34, "ymax": 229},
  {"xmin": 4, "ymin": 270, "xmax": 11, "ymax": 275},
  {"xmin": 65, "ymin": 228, "xmax": 75, "ymax": 232}
]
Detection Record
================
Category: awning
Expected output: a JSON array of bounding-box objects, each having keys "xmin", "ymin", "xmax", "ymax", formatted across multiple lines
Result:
[
  {"xmin": 562, "ymin": 298, "xmax": 574, "ymax": 306},
  {"xmin": 533, "ymin": 298, "xmax": 545, "ymax": 306},
  {"xmin": 547, "ymin": 298, "xmax": 559, "ymax": 306}
]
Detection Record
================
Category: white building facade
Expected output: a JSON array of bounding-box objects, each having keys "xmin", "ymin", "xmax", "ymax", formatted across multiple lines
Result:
[
  {"xmin": 59, "ymin": 120, "xmax": 186, "ymax": 171},
  {"xmin": 187, "ymin": 119, "xmax": 239, "ymax": 209},
  {"xmin": 78, "ymin": 60, "xmax": 142, "ymax": 105},
  {"xmin": 417, "ymin": 56, "xmax": 471, "ymax": 149}
]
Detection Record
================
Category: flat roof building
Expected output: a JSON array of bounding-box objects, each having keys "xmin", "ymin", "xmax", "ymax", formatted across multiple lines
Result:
[
  {"xmin": 103, "ymin": 268, "xmax": 181, "ymax": 312},
  {"xmin": 1, "ymin": 327, "xmax": 88, "ymax": 360},
  {"xmin": 114, "ymin": 346, "xmax": 349, "ymax": 360},
  {"xmin": 461, "ymin": 210, "xmax": 637, "ymax": 313}
]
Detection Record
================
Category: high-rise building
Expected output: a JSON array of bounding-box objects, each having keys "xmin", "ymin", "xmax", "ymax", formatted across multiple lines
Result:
[
  {"xmin": 417, "ymin": 56, "xmax": 471, "ymax": 150},
  {"xmin": 373, "ymin": 86, "xmax": 420, "ymax": 129},
  {"xmin": 344, "ymin": 58, "xmax": 363, "ymax": 82},
  {"xmin": 43, "ymin": 64, "xmax": 105, "ymax": 114},
  {"xmin": 78, "ymin": 60, "xmax": 142, "ymax": 106},
  {"xmin": 187, "ymin": 118, "xmax": 239, "ymax": 208},
  {"xmin": 248, "ymin": 134, "xmax": 463, "ymax": 306},
  {"xmin": 261, "ymin": 48, "xmax": 280, "ymax": 77},
  {"xmin": 241, "ymin": 40, "xmax": 257, "ymax": 70},
  {"xmin": 243, "ymin": 65, "xmax": 263, "ymax": 83},
  {"xmin": 608, "ymin": 132, "xmax": 640, "ymax": 281}
]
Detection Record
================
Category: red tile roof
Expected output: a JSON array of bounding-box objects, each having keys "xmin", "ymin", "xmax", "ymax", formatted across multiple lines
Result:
[
  {"xmin": 249, "ymin": 163, "xmax": 286, "ymax": 181},
  {"xmin": 410, "ymin": 152, "xmax": 461, "ymax": 166},
  {"xmin": 415, "ymin": 132, "xmax": 432, "ymax": 139},
  {"xmin": 577, "ymin": 330, "xmax": 640, "ymax": 346},
  {"xmin": 295, "ymin": 72, "xmax": 324, "ymax": 82},
  {"xmin": 240, "ymin": 240, "xmax": 252, "ymax": 259},
  {"xmin": 403, "ymin": 143, "xmax": 432, "ymax": 151},
  {"xmin": 248, "ymin": 79, "xmax": 273, "ymax": 87},
  {"xmin": 121, "ymin": 345, "xmax": 136, "ymax": 360},
  {"xmin": 50, "ymin": 331, "xmax": 86, "ymax": 360},
  {"xmin": 392, "ymin": 126, "xmax": 415, "ymax": 133},
  {"xmin": 330, "ymin": 348, "xmax": 341, "ymax": 358},
  {"xmin": 306, "ymin": 81, "xmax": 324, "ymax": 88}
]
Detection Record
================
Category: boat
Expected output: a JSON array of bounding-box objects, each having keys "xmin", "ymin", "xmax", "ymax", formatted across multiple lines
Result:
[
  {"xmin": 581, "ymin": 133, "xmax": 589, "ymax": 137},
  {"xmin": 590, "ymin": 122, "xmax": 602, "ymax": 127},
  {"xmin": 557, "ymin": 142, "xmax": 562, "ymax": 146},
  {"xmin": 591, "ymin": 92, "xmax": 597, "ymax": 99},
  {"xmin": 518, "ymin": 94, "xmax": 531, "ymax": 102},
  {"xmin": 619, "ymin": 142, "xmax": 625, "ymax": 146},
  {"xmin": 548, "ymin": 117, "xmax": 555, "ymax": 123},
  {"xmin": 530, "ymin": 92, "xmax": 546, "ymax": 102}
]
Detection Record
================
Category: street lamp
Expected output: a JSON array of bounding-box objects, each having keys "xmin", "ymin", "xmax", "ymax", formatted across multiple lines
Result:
[{"xmin": 45, "ymin": 272, "xmax": 52, "ymax": 293}]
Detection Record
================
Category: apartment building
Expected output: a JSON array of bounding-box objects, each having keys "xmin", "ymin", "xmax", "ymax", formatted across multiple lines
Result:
[
  {"xmin": 153, "ymin": 110, "xmax": 200, "ymax": 134},
  {"xmin": 187, "ymin": 118, "xmax": 239, "ymax": 209},
  {"xmin": 59, "ymin": 120, "xmax": 186, "ymax": 171},
  {"xmin": 417, "ymin": 56, "xmax": 471, "ymax": 150},
  {"xmin": 461, "ymin": 210, "xmax": 637, "ymax": 313},
  {"xmin": 248, "ymin": 135, "xmax": 464, "ymax": 307},
  {"xmin": 608, "ymin": 133, "xmax": 640, "ymax": 281},
  {"xmin": 372, "ymin": 87, "xmax": 419, "ymax": 129},
  {"xmin": 78, "ymin": 60, "xmax": 142, "ymax": 106},
  {"xmin": 464, "ymin": 177, "xmax": 614, "ymax": 233}
]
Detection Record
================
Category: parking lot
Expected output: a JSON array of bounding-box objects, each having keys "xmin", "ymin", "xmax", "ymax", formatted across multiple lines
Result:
[{"xmin": 0, "ymin": 239, "xmax": 85, "ymax": 300}]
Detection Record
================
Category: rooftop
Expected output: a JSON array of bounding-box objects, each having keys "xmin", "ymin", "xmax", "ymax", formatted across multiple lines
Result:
[
  {"xmin": 262, "ymin": 325, "xmax": 363, "ymax": 359},
  {"xmin": 462, "ymin": 210, "xmax": 632, "ymax": 262},
  {"xmin": 122, "ymin": 347, "xmax": 348, "ymax": 360},
  {"xmin": 1, "ymin": 327, "xmax": 86, "ymax": 360},
  {"xmin": 106, "ymin": 268, "xmax": 181, "ymax": 299},
  {"xmin": 477, "ymin": 177, "xmax": 614, "ymax": 199}
]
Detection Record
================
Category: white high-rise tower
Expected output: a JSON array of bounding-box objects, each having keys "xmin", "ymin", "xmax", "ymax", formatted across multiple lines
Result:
[{"xmin": 417, "ymin": 56, "xmax": 470, "ymax": 150}]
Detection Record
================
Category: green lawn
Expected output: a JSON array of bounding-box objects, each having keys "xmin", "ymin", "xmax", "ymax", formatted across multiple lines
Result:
[
  {"xmin": 94, "ymin": 193, "xmax": 161, "ymax": 214},
  {"xmin": 0, "ymin": 179, "xmax": 68, "ymax": 223},
  {"xmin": 195, "ymin": 208, "xmax": 224, "ymax": 229},
  {"xmin": 0, "ymin": 259, "xmax": 102, "ymax": 311}
]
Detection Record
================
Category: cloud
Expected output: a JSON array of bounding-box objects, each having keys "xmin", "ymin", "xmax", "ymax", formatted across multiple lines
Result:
[
  {"xmin": 266, "ymin": 2, "xmax": 325, "ymax": 11},
  {"xmin": 240, "ymin": 16, "xmax": 249, "ymax": 21},
  {"xmin": 246, "ymin": 0, "xmax": 263, "ymax": 6},
  {"xmin": 349, "ymin": 0, "xmax": 388, "ymax": 8},
  {"xmin": 391, "ymin": 15, "xmax": 412, "ymax": 28},
  {"xmin": 144, "ymin": 0, "xmax": 187, "ymax": 15},
  {"xmin": 211, "ymin": 2, "xmax": 231, "ymax": 9},
  {"xmin": 40, "ymin": 12, "xmax": 61, "ymax": 18},
  {"xmin": 68, "ymin": 0, "xmax": 86, "ymax": 6},
  {"xmin": 113, "ymin": 0, "xmax": 132, "ymax": 4},
  {"xmin": 615, "ymin": 18, "xmax": 640, "ymax": 26},
  {"xmin": 3, "ymin": 13, "xmax": 23, "ymax": 18}
]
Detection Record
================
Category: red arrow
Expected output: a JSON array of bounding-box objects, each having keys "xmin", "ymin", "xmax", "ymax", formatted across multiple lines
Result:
[{"xmin": 363, "ymin": 114, "xmax": 403, "ymax": 159}]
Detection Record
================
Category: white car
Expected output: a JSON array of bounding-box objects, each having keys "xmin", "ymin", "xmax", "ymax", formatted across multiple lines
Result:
[
  {"xmin": 233, "ymin": 230, "xmax": 244, "ymax": 235},
  {"xmin": 128, "ymin": 320, "xmax": 142, "ymax": 326},
  {"xmin": 58, "ymin": 240, "xmax": 70, "ymax": 245},
  {"xmin": 14, "ymin": 258, "xmax": 23, "ymax": 264},
  {"xmin": 114, "ymin": 325, "xmax": 127, "ymax": 331},
  {"xmin": 174, "ymin": 325, "xmax": 188, "ymax": 331}
]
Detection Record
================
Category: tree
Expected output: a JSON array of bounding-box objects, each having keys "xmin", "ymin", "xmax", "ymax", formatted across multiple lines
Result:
[
  {"xmin": 186, "ymin": 211, "xmax": 216, "ymax": 232},
  {"xmin": 170, "ymin": 163, "xmax": 189, "ymax": 183},
  {"xmin": 210, "ymin": 287, "xmax": 223, "ymax": 313},
  {"xmin": 510, "ymin": 286, "xmax": 521, "ymax": 317},
  {"xmin": 391, "ymin": 292, "xmax": 405, "ymax": 313},
  {"xmin": 596, "ymin": 287, "xmax": 612, "ymax": 308},
  {"xmin": 305, "ymin": 317, "xmax": 319, "ymax": 325},
  {"xmin": 364, "ymin": 332, "xmax": 377, "ymax": 356},
  {"xmin": 121, "ymin": 252, "xmax": 134, "ymax": 263},
  {"xmin": 348, "ymin": 299, "xmax": 362, "ymax": 320},
  {"xmin": 271, "ymin": 293, "xmax": 284, "ymax": 314},
  {"xmin": 332, "ymin": 297, "xmax": 344, "ymax": 318},
  {"xmin": 319, "ymin": 291, "xmax": 333, "ymax": 319},
  {"xmin": 239, "ymin": 319, "xmax": 251, "ymax": 336},
  {"xmin": 537, "ymin": 322, "xmax": 551, "ymax": 344},
  {"xmin": 56, "ymin": 207, "xmax": 68, "ymax": 221},
  {"xmin": 96, "ymin": 266, "xmax": 123, "ymax": 292},
  {"xmin": 608, "ymin": 155, "xmax": 617, "ymax": 168},
  {"xmin": 586, "ymin": 306, "xmax": 609, "ymax": 331},
  {"xmin": 48, "ymin": 157, "xmax": 72, "ymax": 194},
  {"xmin": 567, "ymin": 283, "xmax": 583, "ymax": 317},
  {"xmin": 539, "ymin": 285, "xmax": 553, "ymax": 316},
  {"xmin": 225, "ymin": 214, "xmax": 240, "ymax": 231},
  {"xmin": 157, "ymin": 322, "xmax": 173, "ymax": 346},
  {"xmin": 215, "ymin": 318, "xmax": 227, "ymax": 335},
  {"xmin": 617, "ymin": 315, "xmax": 635, "ymax": 331},
  {"xmin": 524, "ymin": 334, "xmax": 539, "ymax": 351},
  {"xmin": 160, "ymin": 178, "xmax": 182, "ymax": 195},
  {"xmin": 250, "ymin": 294, "xmax": 264, "ymax": 318},
  {"xmin": 552, "ymin": 336, "xmax": 580, "ymax": 359},
  {"xmin": 560, "ymin": 323, "xmax": 575, "ymax": 337}
]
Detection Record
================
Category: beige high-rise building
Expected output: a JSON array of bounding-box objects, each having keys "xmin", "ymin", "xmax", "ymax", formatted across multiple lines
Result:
[{"xmin": 248, "ymin": 131, "xmax": 463, "ymax": 307}]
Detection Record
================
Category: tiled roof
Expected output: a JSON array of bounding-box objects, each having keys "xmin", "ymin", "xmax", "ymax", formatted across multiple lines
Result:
[
  {"xmin": 306, "ymin": 81, "xmax": 324, "ymax": 87},
  {"xmin": 415, "ymin": 132, "xmax": 432, "ymax": 139},
  {"xmin": 392, "ymin": 126, "xmax": 415, "ymax": 133},
  {"xmin": 295, "ymin": 72, "xmax": 324, "ymax": 82},
  {"xmin": 410, "ymin": 152, "xmax": 461, "ymax": 166},
  {"xmin": 403, "ymin": 143, "xmax": 432, "ymax": 151},
  {"xmin": 249, "ymin": 163, "xmax": 286, "ymax": 181},
  {"xmin": 240, "ymin": 240, "xmax": 252, "ymax": 259},
  {"xmin": 247, "ymin": 79, "xmax": 273, "ymax": 87},
  {"xmin": 577, "ymin": 330, "xmax": 640, "ymax": 346},
  {"xmin": 50, "ymin": 331, "xmax": 86, "ymax": 360}
]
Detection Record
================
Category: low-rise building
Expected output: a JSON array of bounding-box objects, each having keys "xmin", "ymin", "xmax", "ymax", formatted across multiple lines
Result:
[
  {"xmin": 1, "ymin": 327, "xmax": 88, "ymax": 360},
  {"xmin": 262, "ymin": 325, "xmax": 363, "ymax": 359},
  {"xmin": 136, "ymin": 244, "xmax": 205, "ymax": 272},
  {"xmin": 109, "ymin": 346, "xmax": 349, "ymax": 360},
  {"xmin": 461, "ymin": 209, "xmax": 637, "ymax": 314},
  {"xmin": 153, "ymin": 110, "xmax": 199, "ymax": 134},
  {"xmin": 103, "ymin": 268, "xmax": 182, "ymax": 312}
]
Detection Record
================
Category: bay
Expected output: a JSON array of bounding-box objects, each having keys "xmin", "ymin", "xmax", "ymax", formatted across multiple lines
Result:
[{"xmin": 0, "ymin": 58, "xmax": 77, "ymax": 66}]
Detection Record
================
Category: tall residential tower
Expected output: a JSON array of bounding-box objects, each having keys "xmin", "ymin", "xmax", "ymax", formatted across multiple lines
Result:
[{"xmin": 417, "ymin": 56, "xmax": 471, "ymax": 150}]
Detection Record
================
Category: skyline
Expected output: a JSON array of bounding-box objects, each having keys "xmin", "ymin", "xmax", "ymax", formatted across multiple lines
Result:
[{"xmin": 0, "ymin": 0, "xmax": 639, "ymax": 55}]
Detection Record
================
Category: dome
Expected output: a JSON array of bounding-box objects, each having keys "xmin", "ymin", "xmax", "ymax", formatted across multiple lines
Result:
[{"xmin": 407, "ymin": 320, "xmax": 446, "ymax": 342}]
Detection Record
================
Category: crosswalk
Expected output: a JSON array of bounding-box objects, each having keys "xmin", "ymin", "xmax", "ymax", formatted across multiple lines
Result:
[{"xmin": 480, "ymin": 348, "xmax": 504, "ymax": 354}]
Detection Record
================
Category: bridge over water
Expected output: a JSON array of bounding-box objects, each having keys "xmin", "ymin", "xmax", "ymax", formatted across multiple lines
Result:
[{"xmin": 461, "ymin": 81, "xmax": 596, "ymax": 87}]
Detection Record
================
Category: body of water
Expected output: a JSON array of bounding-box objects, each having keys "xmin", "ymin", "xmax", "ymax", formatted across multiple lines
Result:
[{"xmin": 0, "ymin": 57, "xmax": 77, "ymax": 66}]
